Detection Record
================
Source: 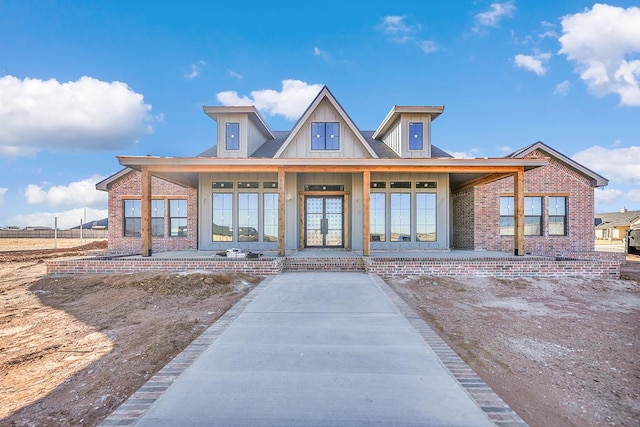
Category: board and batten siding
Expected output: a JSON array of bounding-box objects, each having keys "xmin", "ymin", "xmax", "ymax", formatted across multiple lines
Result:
[
  {"xmin": 216, "ymin": 114, "xmax": 248, "ymax": 158},
  {"xmin": 381, "ymin": 114, "xmax": 432, "ymax": 158},
  {"xmin": 279, "ymin": 99, "xmax": 373, "ymax": 159}
]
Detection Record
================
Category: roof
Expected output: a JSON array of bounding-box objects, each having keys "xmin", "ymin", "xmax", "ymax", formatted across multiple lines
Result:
[
  {"xmin": 96, "ymin": 168, "xmax": 133, "ymax": 191},
  {"xmin": 594, "ymin": 210, "xmax": 640, "ymax": 228},
  {"xmin": 508, "ymin": 141, "xmax": 608, "ymax": 187},
  {"xmin": 202, "ymin": 105, "xmax": 275, "ymax": 140},
  {"xmin": 273, "ymin": 86, "xmax": 378, "ymax": 158},
  {"xmin": 373, "ymin": 105, "xmax": 445, "ymax": 140}
]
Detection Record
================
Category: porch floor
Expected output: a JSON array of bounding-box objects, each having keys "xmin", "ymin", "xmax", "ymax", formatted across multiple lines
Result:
[{"xmin": 123, "ymin": 249, "xmax": 540, "ymax": 260}]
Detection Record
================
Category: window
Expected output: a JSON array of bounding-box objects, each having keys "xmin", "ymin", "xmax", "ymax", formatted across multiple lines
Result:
[
  {"xmin": 151, "ymin": 200, "xmax": 165, "ymax": 237},
  {"xmin": 548, "ymin": 196, "xmax": 567, "ymax": 236},
  {"xmin": 263, "ymin": 193, "xmax": 278, "ymax": 242},
  {"xmin": 409, "ymin": 122, "xmax": 423, "ymax": 150},
  {"xmin": 416, "ymin": 193, "xmax": 436, "ymax": 242},
  {"xmin": 391, "ymin": 193, "xmax": 411, "ymax": 242},
  {"xmin": 124, "ymin": 200, "xmax": 141, "ymax": 237},
  {"xmin": 212, "ymin": 193, "xmax": 233, "ymax": 241},
  {"xmin": 311, "ymin": 122, "xmax": 340, "ymax": 150},
  {"xmin": 238, "ymin": 193, "xmax": 258, "ymax": 242},
  {"xmin": 370, "ymin": 193, "xmax": 386, "ymax": 242},
  {"xmin": 500, "ymin": 196, "xmax": 542, "ymax": 236},
  {"xmin": 170, "ymin": 199, "xmax": 187, "ymax": 237},
  {"xmin": 225, "ymin": 122, "xmax": 239, "ymax": 150}
]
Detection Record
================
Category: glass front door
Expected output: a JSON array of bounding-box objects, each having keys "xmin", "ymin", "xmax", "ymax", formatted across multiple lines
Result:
[{"xmin": 305, "ymin": 196, "xmax": 343, "ymax": 247}]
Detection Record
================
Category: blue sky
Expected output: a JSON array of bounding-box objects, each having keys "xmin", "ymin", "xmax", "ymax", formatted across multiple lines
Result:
[{"xmin": 1, "ymin": 0, "xmax": 639, "ymax": 229}]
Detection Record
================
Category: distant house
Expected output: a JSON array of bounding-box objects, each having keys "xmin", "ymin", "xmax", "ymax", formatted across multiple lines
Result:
[
  {"xmin": 96, "ymin": 86, "xmax": 608, "ymax": 257},
  {"xmin": 595, "ymin": 209, "xmax": 640, "ymax": 241},
  {"xmin": 70, "ymin": 218, "xmax": 109, "ymax": 230}
]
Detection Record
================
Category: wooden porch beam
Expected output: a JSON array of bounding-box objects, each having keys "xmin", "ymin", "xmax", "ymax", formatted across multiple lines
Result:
[
  {"xmin": 451, "ymin": 173, "xmax": 512, "ymax": 193},
  {"xmin": 363, "ymin": 170, "xmax": 370, "ymax": 256},
  {"xmin": 141, "ymin": 166, "xmax": 152, "ymax": 257},
  {"xmin": 277, "ymin": 169, "xmax": 286, "ymax": 257},
  {"xmin": 514, "ymin": 167, "xmax": 525, "ymax": 256}
]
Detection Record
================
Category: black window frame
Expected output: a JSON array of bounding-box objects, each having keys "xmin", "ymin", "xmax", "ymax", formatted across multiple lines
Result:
[
  {"xmin": 169, "ymin": 199, "xmax": 188, "ymax": 237},
  {"xmin": 409, "ymin": 122, "xmax": 423, "ymax": 150},
  {"xmin": 225, "ymin": 122, "xmax": 240, "ymax": 150},
  {"xmin": 548, "ymin": 196, "xmax": 568, "ymax": 236}
]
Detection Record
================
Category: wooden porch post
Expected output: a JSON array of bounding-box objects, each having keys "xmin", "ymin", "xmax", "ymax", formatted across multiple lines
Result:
[
  {"xmin": 278, "ymin": 169, "xmax": 286, "ymax": 257},
  {"xmin": 514, "ymin": 167, "xmax": 525, "ymax": 256},
  {"xmin": 141, "ymin": 166, "xmax": 152, "ymax": 257},
  {"xmin": 363, "ymin": 170, "xmax": 370, "ymax": 256}
]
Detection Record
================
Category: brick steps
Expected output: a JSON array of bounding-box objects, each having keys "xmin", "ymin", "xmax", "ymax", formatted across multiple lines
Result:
[{"xmin": 283, "ymin": 257, "xmax": 365, "ymax": 272}]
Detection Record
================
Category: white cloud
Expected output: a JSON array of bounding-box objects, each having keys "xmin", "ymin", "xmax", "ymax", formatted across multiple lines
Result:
[
  {"xmin": 497, "ymin": 145, "xmax": 513, "ymax": 154},
  {"xmin": 216, "ymin": 79, "xmax": 323, "ymax": 121},
  {"xmin": 0, "ymin": 76, "xmax": 153, "ymax": 157},
  {"xmin": 447, "ymin": 148, "xmax": 481, "ymax": 158},
  {"xmin": 418, "ymin": 40, "xmax": 439, "ymax": 54},
  {"xmin": 24, "ymin": 175, "xmax": 107, "ymax": 208},
  {"xmin": 313, "ymin": 47, "xmax": 331, "ymax": 61},
  {"xmin": 0, "ymin": 187, "xmax": 7, "ymax": 207},
  {"xmin": 514, "ymin": 53, "xmax": 551, "ymax": 76},
  {"xmin": 378, "ymin": 15, "xmax": 417, "ymax": 36},
  {"xmin": 572, "ymin": 145, "xmax": 640, "ymax": 184},
  {"xmin": 228, "ymin": 70, "xmax": 243, "ymax": 79},
  {"xmin": 9, "ymin": 207, "xmax": 108, "ymax": 230},
  {"xmin": 558, "ymin": 4, "xmax": 640, "ymax": 106},
  {"xmin": 185, "ymin": 60, "xmax": 206, "ymax": 79},
  {"xmin": 594, "ymin": 187, "xmax": 623, "ymax": 211},
  {"xmin": 473, "ymin": 1, "xmax": 516, "ymax": 32},
  {"xmin": 554, "ymin": 80, "xmax": 571, "ymax": 95}
]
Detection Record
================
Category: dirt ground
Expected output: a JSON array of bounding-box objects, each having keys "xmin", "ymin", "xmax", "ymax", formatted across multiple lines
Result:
[
  {"xmin": 388, "ymin": 255, "xmax": 640, "ymax": 427},
  {"xmin": 1, "ymin": 243, "xmax": 639, "ymax": 427},
  {"xmin": 0, "ymin": 242, "xmax": 262, "ymax": 426}
]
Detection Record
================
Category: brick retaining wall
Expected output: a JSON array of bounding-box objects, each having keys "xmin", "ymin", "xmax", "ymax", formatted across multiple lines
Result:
[
  {"xmin": 364, "ymin": 256, "xmax": 620, "ymax": 279},
  {"xmin": 47, "ymin": 257, "xmax": 283, "ymax": 276}
]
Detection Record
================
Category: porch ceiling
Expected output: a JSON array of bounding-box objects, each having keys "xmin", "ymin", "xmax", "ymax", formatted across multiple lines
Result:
[{"xmin": 118, "ymin": 156, "xmax": 547, "ymax": 191}]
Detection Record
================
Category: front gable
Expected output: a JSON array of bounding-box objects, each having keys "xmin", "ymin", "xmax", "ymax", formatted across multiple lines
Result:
[{"xmin": 274, "ymin": 87, "xmax": 377, "ymax": 159}]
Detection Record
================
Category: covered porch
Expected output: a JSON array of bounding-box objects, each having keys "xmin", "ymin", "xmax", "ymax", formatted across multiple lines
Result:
[{"xmin": 118, "ymin": 156, "xmax": 548, "ymax": 258}]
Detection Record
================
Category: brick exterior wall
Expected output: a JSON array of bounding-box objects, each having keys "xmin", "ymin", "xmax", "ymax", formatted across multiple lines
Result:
[
  {"xmin": 107, "ymin": 170, "xmax": 198, "ymax": 254},
  {"xmin": 452, "ymin": 188, "xmax": 475, "ymax": 249},
  {"xmin": 453, "ymin": 150, "xmax": 596, "ymax": 255}
]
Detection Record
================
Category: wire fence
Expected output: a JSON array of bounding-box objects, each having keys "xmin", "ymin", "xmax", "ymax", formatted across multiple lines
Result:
[{"xmin": 0, "ymin": 229, "xmax": 108, "ymax": 239}]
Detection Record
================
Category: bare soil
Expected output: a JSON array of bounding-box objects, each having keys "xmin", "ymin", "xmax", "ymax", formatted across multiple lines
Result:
[
  {"xmin": 387, "ymin": 255, "xmax": 640, "ymax": 427},
  {"xmin": 0, "ymin": 242, "xmax": 262, "ymax": 426},
  {"xmin": 1, "ymin": 242, "xmax": 638, "ymax": 427}
]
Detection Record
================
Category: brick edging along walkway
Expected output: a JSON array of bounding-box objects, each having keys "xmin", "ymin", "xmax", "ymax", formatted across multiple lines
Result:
[
  {"xmin": 98, "ymin": 275, "xmax": 276, "ymax": 426},
  {"xmin": 369, "ymin": 274, "xmax": 528, "ymax": 427}
]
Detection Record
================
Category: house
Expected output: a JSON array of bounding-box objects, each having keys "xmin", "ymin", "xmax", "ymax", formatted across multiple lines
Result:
[
  {"xmin": 96, "ymin": 87, "xmax": 608, "ymax": 257},
  {"xmin": 594, "ymin": 209, "xmax": 640, "ymax": 241}
]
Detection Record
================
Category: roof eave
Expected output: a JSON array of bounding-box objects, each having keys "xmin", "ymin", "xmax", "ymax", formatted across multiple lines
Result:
[{"xmin": 372, "ymin": 105, "xmax": 445, "ymax": 140}]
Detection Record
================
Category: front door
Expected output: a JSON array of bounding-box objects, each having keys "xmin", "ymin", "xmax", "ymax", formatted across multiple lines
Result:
[{"xmin": 305, "ymin": 196, "xmax": 343, "ymax": 247}]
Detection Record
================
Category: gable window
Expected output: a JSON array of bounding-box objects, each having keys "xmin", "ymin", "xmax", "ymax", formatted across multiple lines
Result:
[
  {"xmin": 500, "ymin": 196, "xmax": 542, "ymax": 236},
  {"xmin": 170, "ymin": 199, "xmax": 188, "ymax": 237},
  {"xmin": 124, "ymin": 200, "xmax": 141, "ymax": 237},
  {"xmin": 548, "ymin": 196, "xmax": 567, "ymax": 236},
  {"xmin": 225, "ymin": 122, "xmax": 240, "ymax": 150},
  {"xmin": 409, "ymin": 122, "xmax": 423, "ymax": 150},
  {"xmin": 311, "ymin": 122, "xmax": 340, "ymax": 150}
]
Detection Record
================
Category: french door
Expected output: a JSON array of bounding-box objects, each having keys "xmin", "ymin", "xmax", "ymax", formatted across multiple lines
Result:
[{"xmin": 305, "ymin": 196, "xmax": 343, "ymax": 247}]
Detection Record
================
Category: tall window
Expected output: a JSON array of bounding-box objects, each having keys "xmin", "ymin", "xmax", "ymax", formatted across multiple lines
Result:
[
  {"xmin": 212, "ymin": 193, "xmax": 233, "ymax": 241},
  {"xmin": 226, "ymin": 122, "xmax": 239, "ymax": 150},
  {"xmin": 170, "ymin": 199, "xmax": 187, "ymax": 237},
  {"xmin": 409, "ymin": 122, "xmax": 423, "ymax": 150},
  {"xmin": 311, "ymin": 122, "xmax": 340, "ymax": 150},
  {"xmin": 124, "ymin": 200, "xmax": 141, "ymax": 237},
  {"xmin": 391, "ymin": 193, "xmax": 411, "ymax": 242},
  {"xmin": 416, "ymin": 193, "xmax": 436, "ymax": 242},
  {"xmin": 548, "ymin": 196, "xmax": 567, "ymax": 236},
  {"xmin": 500, "ymin": 196, "xmax": 542, "ymax": 236},
  {"xmin": 263, "ymin": 193, "xmax": 278, "ymax": 242},
  {"xmin": 238, "ymin": 193, "xmax": 258, "ymax": 242},
  {"xmin": 151, "ymin": 200, "xmax": 165, "ymax": 237},
  {"xmin": 370, "ymin": 193, "xmax": 386, "ymax": 242}
]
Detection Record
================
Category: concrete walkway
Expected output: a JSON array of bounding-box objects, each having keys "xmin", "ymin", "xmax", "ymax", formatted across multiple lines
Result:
[{"xmin": 101, "ymin": 272, "xmax": 526, "ymax": 426}]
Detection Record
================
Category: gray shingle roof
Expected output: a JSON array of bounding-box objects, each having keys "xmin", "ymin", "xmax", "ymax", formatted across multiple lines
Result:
[{"xmin": 595, "ymin": 210, "xmax": 640, "ymax": 228}]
